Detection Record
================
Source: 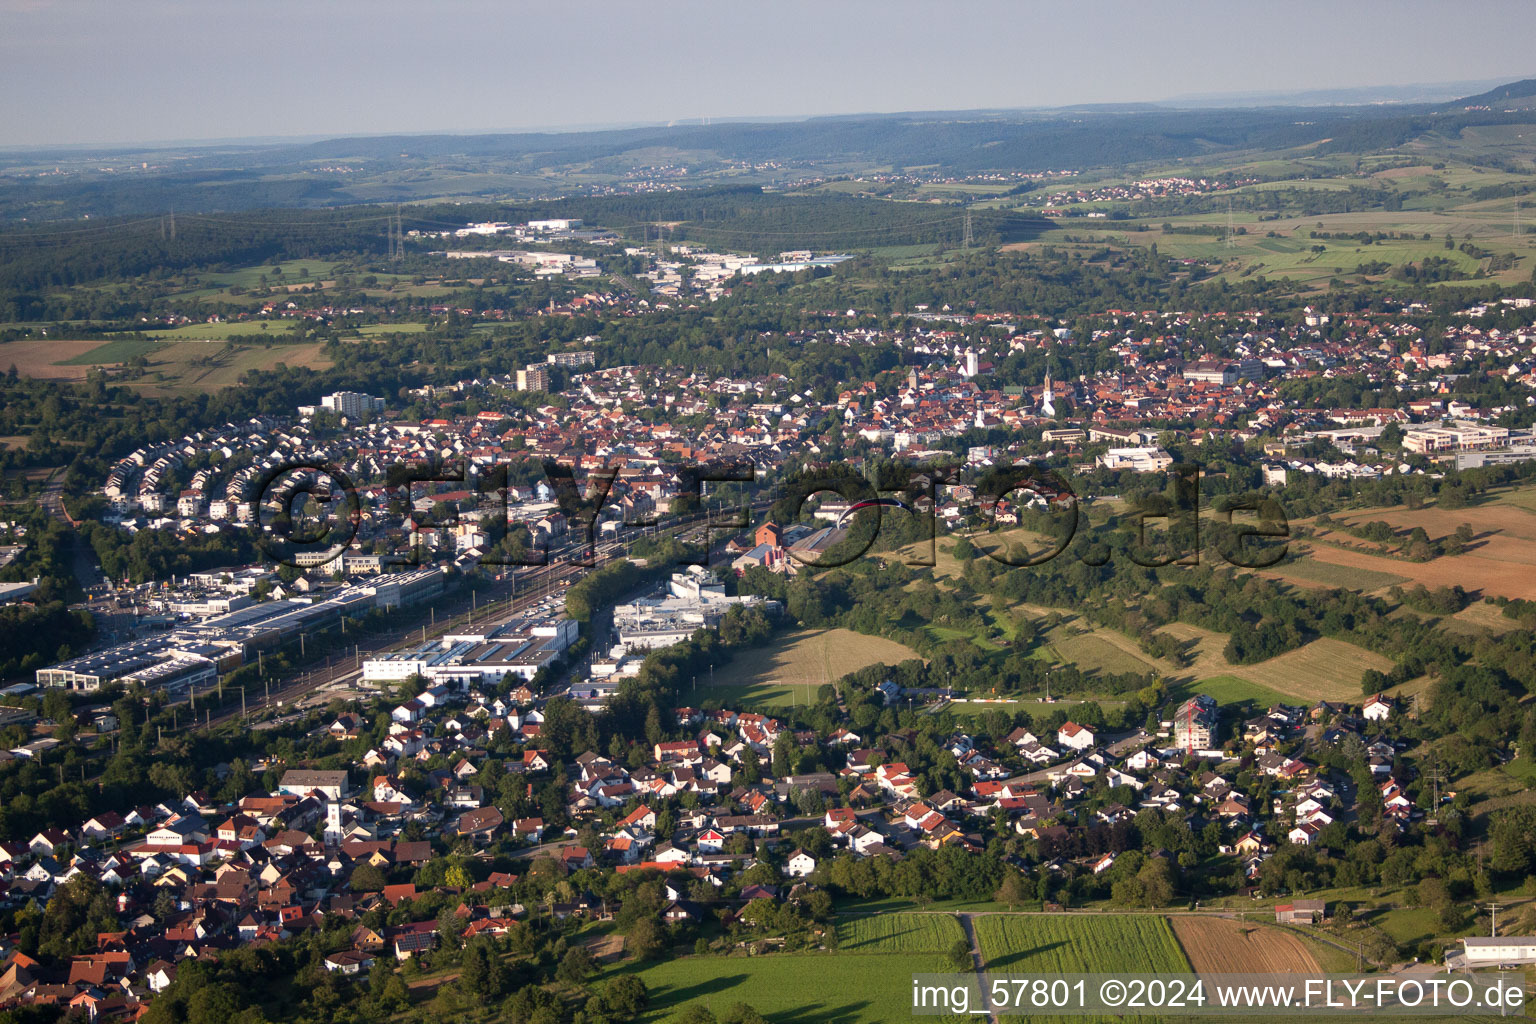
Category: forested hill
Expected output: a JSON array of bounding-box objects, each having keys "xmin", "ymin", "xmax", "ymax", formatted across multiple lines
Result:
[
  {"xmin": 0, "ymin": 104, "xmax": 1433, "ymax": 221},
  {"xmin": 283, "ymin": 105, "xmax": 1375, "ymax": 169},
  {"xmin": 1443, "ymin": 77, "xmax": 1536, "ymax": 110},
  {"xmin": 6, "ymin": 82, "xmax": 1536, "ymax": 220}
]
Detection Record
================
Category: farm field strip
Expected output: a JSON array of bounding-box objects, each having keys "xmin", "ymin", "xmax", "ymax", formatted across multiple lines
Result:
[
  {"xmin": 599, "ymin": 950, "xmax": 947, "ymax": 1024},
  {"xmin": 707, "ymin": 627, "xmax": 922, "ymax": 689},
  {"xmin": 835, "ymin": 912, "xmax": 967, "ymax": 953},
  {"xmin": 974, "ymin": 915, "xmax": 1190, "ymax": 974},
  {"xmin": 1168, "ymin": 915, "xmax": 1320, "ymax": 974}
]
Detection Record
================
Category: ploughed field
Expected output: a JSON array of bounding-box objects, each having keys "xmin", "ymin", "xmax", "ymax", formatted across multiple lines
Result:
[{"xmin": 1168, "ymin": 915, "xmax": 1320, "ymax": 974}]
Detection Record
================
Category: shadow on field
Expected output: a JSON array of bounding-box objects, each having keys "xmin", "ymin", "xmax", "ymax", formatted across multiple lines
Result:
[
  {"xmin": 653, "ymin": 974, "xmax": 748, "ymax": 1006},
  {"xmin": 983, "ymin": 939, "xmax": 1070, "ymax": 970},
  {"xmin": 651, "ymin": 977, "xmax": 871, "ymax": 1022},
  {"xmin": 840, "ymin": 925, "xmax": 924, "ymax": 951},
  {"xmin": 774, "ymin": 1001, "xmax": 872, "ymax": 1023}
]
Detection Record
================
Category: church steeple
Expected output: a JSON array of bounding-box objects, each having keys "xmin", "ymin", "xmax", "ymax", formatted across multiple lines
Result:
[{"xmin": 1041, "ymin": 369, "xmax": 1056, "ymax": 417}]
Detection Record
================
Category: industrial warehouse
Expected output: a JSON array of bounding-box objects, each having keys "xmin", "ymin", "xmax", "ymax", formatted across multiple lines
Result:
[{"xmin": 35, "ymin": 568, "xmax": 446, "ymax": 692}]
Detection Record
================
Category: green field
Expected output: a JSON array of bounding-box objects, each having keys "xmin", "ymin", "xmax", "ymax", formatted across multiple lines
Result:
[
  {"xmin": 1043, "ymin": 632, "xmax": 1160, "ymax": 678},
  {"xmin": 692, "ymin": 680, "xmax": 810, "ymax": 710},
  {"xmin": 128, "ymin": 340, "xmax": 333, "ymax": 394},
  {"xmin": 117, "ymin": 320, "xmax": 304, "ymax": 340},
  {"xmin": 974, "ymin": 915, "xmax": 1190, "ymax": 974},
  {"xmin": 1173, "ymin": 674, "xmax": 1293, "ymax": 709},
  {"xmin": 167, "ymin": 258, "xmax": 344, "ymax": 298},
  {"xmin": 926, "ymin": 623, "xmax": 1007, "ymax": 651},
  {"xmin": 999, "ymin": 151, "xmax": 1536, "ymax": 291},
  {"xmin": 350, "ymin": 322, "xmax": 431, "ymax": 336},
  {"xmin": 835, "ymin": 913, "xmax": 966, "ymax": 953},
  {"xmin": 597, "ymin": 950, "xmax": 948, "ymax": 1023},
  {"xmin": 1269, "ymin": 554, "xmax": 1409, "ymax": 592},
  {"xmin": 53, "ymin": 338, "xmax": 163, "ymax": 365}
]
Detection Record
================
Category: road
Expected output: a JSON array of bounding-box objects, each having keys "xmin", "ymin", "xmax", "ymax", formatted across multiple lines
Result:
[{"xmin": 956, "ymin": 913, "xmax": 998, "ymax": 1024}]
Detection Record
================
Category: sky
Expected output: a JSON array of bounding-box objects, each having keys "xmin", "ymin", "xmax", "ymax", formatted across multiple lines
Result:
[{"xmin": 2, "ymin": 0, "xmax": 1533, "ymax": 148}]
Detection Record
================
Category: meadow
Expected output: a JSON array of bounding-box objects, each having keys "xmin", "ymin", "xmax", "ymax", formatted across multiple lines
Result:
[
  {"xmin": 887, "ymin": 532, "xmax": 1398, "ymax": 706},
  {"xmin": 1230, "ymin": 638, "xmax": 1393, "ymax": 702},
  {"xmin": 1170, "ymin": 674, "xmax": 1293, "ymax": 709},
  {"xmin": 974, "ymin": 914, "xmax": 1189, "ymax": 974},
  {"xmin": 834, "ymin": 912, "xmax": 967, "ymax": 953},
  {"xmin": 1263, "ymin": 555, "xmax": 1409, "ymax": 593},
  {"xmin": 1041, "ymin": 630, "xmax": 1160, "ymax": 678},
  {"xmin": 596, "ymin": 949, "xmax": 948, "ymax": 1024},
  {"xmin": 118, "ymin": 321, "xmax": 307, "ymax": 341},
  {"xmin": 3, "ymin": 334, "xmax": 333, "ymax": 394},
  {"xmin": 707, "ymin": 628, "xmax": 922, "ymax": 692},
  {"xmin": 130, "ymin": 340, "xmax": 332, "ymax": 394},
  {"xmin": 53, "ymin": 338, "xmax": 163, "ymax": 365},
  {"xmin": 997, "ymin": 147, "xmax": 1536, "ymax": 291}
]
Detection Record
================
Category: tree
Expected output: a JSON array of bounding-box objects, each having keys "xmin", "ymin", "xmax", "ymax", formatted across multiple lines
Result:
[
  {"xmin": 995, "ymin": 870, "xmax": 1028, "ymax": 909},
  {"xmin": 734, "ymin": 746, "xmax": 761, "ymax": 787},
  {"xmin": 628, "ymin": 916, "xmax": 666, "ymax": 961},
  {"xmin": 947, "ymin": 938, "xmax": 973, "ymax": 972},
  {"xmin": 1138, "ymin": 857, "xmax": 1175, "ymax": 907},
  {"xmin": 1490, "ymin": 806, "xmax": 1536, "ymax": 875},
  {"xmin": 184, "ymin": 983, "xmax": 242, "ymax": 1024},
  {"xmin": 556, "ymin": 945, "xmax": 596, "ymax": 985},
  {"xmin": 720, "ymin": 1003, "xmax": 769, "ymax": 1024},
  {"xmin": 38, "ymin": 875, "xmax": 117, "ymax": 960},
  {"xmin": 771, "ymin": 732, "xmax": 796, "ymax": 779},
  {"xmin": 602, "ymin": 975, "xmax": 650, "ymax": 1018},
  {"xmin": 458, "ymin": 935, "xmax": 507, "ymax": 998},
  {"xmin": 350, "ymin": 862, "xmax": 387, "ymax": 893}
]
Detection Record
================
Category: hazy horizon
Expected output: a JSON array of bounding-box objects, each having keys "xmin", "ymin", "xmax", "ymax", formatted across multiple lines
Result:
[{"xmin": 2, "ymin": 0, "xmax": 1534, "ymax": 149}]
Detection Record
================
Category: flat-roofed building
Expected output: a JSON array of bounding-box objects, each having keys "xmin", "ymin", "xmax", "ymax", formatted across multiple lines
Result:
[
  {"xmin": 1096, "ymin": 447, "xmax": 1174, "ymax": 473},
  {"xmin": 279, "ymin": 769, "xmax": 350, "ymax": 801},
  {"xmin": 1458, "ymin": 936, "xmax": 1536, "ymax": 966},
  {"xmin": 1403, "ymin": 424, "xmax": 1510, "ymax": 454}
]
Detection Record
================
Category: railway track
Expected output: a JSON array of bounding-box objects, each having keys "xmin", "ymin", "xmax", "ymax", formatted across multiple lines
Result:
[{"xmin": 188, "ymin": 498, "xmax": 771, "ymax": 729}]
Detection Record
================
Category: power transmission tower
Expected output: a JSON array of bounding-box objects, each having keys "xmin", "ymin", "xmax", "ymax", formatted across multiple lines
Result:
[
  {"xmin": 169, "ymin": 210, "xmax": 176, "ymax": 240},
  {"xmin": 1486, "ymin": 901, "xmax": 1506, "ymax": 938},
  {"xmin": 387, "ymin": 202, "xmax": 405, "ymax": 260},
  {"xmin": 1516, "ymin": 198, "xmax": 1523, "ymax": 242},
  {"xmin": 962, "ymin": 209, "xmax": 974, "ymax": 250},
  {"xmin": 1225, "ymin": 198, "xmax": 1236, "ymax": 250}
]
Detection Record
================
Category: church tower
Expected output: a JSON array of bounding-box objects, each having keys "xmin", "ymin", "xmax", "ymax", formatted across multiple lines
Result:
[
  {"xmin": 324, "ymin": 801, "xmax": 343, "ymax": 847},
  {"xmin": 1041, "ymin": 370, "xmax": 1056, "ymax": 418}
]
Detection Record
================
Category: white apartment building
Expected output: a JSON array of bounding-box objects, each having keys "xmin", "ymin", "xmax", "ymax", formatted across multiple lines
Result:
[
  {"xmin": 1096, "ymin": 446, "xmax": 1174, "ymax": 473},
  {"xmin": 1402, "ymin": 424, "xmax": 1510, "ymax": 454}
]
